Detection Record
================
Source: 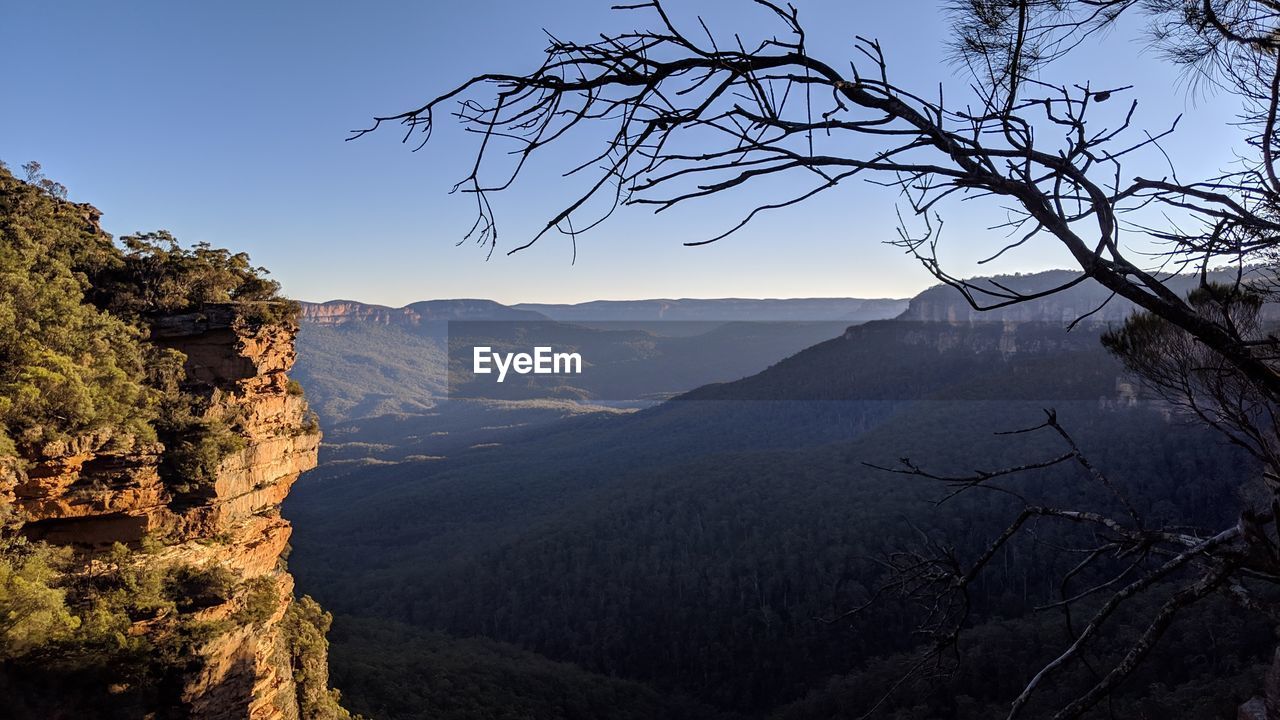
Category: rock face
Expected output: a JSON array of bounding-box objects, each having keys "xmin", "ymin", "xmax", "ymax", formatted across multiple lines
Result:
[
  {"xmin": 898, "ymin": 268, "xmax": 1277, "ymax": 325},
  {"xmin": 298, "ymin": 299, "xmax": 422, "ymax": 327},
  {"xmin": 898, "ymin": 270, "xmax": 1131, "ymax": 324},
  {"xmin": 1, "ymin": 303, "xmax": 323, "ymax": 719},
  {"xmin": 299, "ymin": 298, "xmax": 546, "ymax": 326}
]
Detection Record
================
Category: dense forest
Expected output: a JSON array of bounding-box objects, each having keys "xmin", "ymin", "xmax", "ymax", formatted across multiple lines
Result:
[
  {"xmin": 327, "ymin": 616, "xmax": 736, "ymax": 720},
  {"xmin": 289, "ymin": 310, "xmax": 1268, "ymax": 718}
]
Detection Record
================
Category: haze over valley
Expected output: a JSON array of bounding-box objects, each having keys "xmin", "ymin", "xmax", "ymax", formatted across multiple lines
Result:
[
  {"xmin": 291, "ymin": 296, "xmax": 906, "ymax": 480},
  {"xmin": 283, "ymin": 270, "xmax": 1274, "ymax": 719}
]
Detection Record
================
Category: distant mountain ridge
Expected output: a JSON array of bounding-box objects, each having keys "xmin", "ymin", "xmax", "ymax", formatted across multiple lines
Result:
[
  {"xmin": 301, "ymin": 267, "xmax": 1269, "ymax": 327},
  {"xmin": 513, "ymin": 297, "xmax": 907, "ymax": 322},
  {"xmin": 292, "ymin": 295, "xmax": 913, "ymax": 469},
  {"xmin": 900, "ymin": 268, "xmax": 1266, "ymax": 323},
  {"xmin": 299, "ymin": 299, "xmax": 546, "ymax": 326},
  {"xmin": 300, "ymin": 297, "xmax": 907, "ymax": 325}
]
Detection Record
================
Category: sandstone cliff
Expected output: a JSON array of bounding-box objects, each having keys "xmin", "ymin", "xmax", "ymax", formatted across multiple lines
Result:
[
  {"xmin": 298, "ymin": 300, "xmax": 421, "ymax": 327},
  {"xmin": 898, "ymin": 268, "xmax": 1277, "ymax": 325},
  {"xmin": 298, "ymin": 298, "xmax": 546, "ymax": 326},
  {"xmin": 0, "ymin": 303, "xmax": 344, "ymax": 719}
]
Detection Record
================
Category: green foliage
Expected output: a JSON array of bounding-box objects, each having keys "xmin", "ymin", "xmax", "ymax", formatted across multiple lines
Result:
[
  {"xmin": 94, "ymin": 230, "xmax": 287, "ymax": 318},
  {"xmin": 298, "ymin": 410, "xmax": 321, "ymax": 437},
  {"xmin": 283, "ymin": 595, "xmax": 355, "ymax": 720},
  {"xmin": 1103, "ymin": 281, "xmax": 1265, "ymax": 371},
  {"xmin": 162, "ymin": 412, "xmax": 246, "ymax": 495},
  {"xmin": 2, "ymin": 539, "xmax": 177, "ymax": 667},
  {"xmin": 0, "ymin": 164, "xmax": 156, "ymax": 449},
  {"xmin": 0, "ymin": 537, "xmax": 80, "ymax": 658},
  {"xmin": 143, "ymin": 348, "xmax": 245, "ymax": 493},
  {"xmin": 164, "ymin": 564, "xmax": 235, "ymax": 612},
  {"xmin": 235, "ymin": 576, "xmax": 279, "ymax": 626},
  {"xmin": 0, "ymin": 164, "xmax": 343, "ymax": 716},
  {"xmin": 0, "ymin": 537, "xmax": 294, "ymax": 698},
  {"xmin": 19, "ymin": 162, "xmax": 67, "ymax": 201}
]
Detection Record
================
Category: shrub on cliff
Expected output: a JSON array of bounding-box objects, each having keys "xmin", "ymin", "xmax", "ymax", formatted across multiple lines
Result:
[
  {"xmin": 283, "ymin": 595, "xmax": 355, "ymax": 720},
  {"xmin": 0, "ymin": 536, "xmax": 80, "ymax": 658},
  {"xmin": 94, "ymin": 229, "xmax": 298, "ymax": 324},
  {"xmin": 1, "ymin": 540, "xmax": 168, "ymax": 665},
  {"xmin": 164, "ymin": 564, "xmax": 236, "ymax": 612},
  {"xmin": 235, "ymin": 576, "xmax": 280, "ymax": 626},
  {"xmin": 0, "ymin": 539, "xmax": 267, "ymax": 667}
]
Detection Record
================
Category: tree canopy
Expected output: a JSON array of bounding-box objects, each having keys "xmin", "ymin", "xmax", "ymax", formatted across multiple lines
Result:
[{"xmin": 0, "ymin": 162, "xmax": 292, "ymax": 455}]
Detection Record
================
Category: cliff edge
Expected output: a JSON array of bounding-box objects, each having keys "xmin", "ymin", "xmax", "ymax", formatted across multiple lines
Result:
[
  {"xmin": 1, "ymin": 304, "xmax": 347, "ymax": 719},
  {"xmin": 0, "ymin": 164, "xmax": 351, "ymax": 719}
]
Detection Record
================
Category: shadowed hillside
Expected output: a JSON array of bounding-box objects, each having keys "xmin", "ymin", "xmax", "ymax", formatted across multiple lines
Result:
[{"xmin": 287, "ymin": 271, "xmax": 1271, "ymax": 717}]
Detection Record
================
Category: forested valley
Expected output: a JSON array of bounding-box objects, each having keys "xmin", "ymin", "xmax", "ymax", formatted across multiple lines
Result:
[{"xmin": 288, "ymin": 287, "xmax": 1271, "ymax": 719}]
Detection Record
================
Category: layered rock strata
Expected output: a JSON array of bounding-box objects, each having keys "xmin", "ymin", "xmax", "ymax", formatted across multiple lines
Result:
[{"xmin": 2, "ymin": 302, "xmax": 322, "ymax": 719}]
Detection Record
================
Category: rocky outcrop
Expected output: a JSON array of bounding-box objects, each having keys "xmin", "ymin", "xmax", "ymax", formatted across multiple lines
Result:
[
  {"xmin": 298, "ymin": 300, "xmax": 421, "ymax": 327},
  {"xmin": 1, "ymin": 303, "xmax": 327, "ymax": 719},
  {"xmin": 898, "ymin": 268, "xmax": 1278, "ymax": 325},
  {"xmin": 897, "ymin": 270, "xmax": 1130, "ymax": 324},
  {"xmin": 299, "ymin": 298, "xmax": 546, "ymax": 327}
]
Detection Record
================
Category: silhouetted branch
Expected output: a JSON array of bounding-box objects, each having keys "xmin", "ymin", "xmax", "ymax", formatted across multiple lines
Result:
[{"xmin": 360, "ymin": 1, "xmax": 1280, "ymax": 716}]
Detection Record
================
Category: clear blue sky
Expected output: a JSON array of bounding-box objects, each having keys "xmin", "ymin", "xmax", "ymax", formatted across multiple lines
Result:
[{"xmin": 2, "ymin": 1, "xmax": 1240, "ymax": 305}]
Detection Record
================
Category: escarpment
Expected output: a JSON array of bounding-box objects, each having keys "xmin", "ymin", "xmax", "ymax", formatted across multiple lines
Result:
[
  {"xmin": 2, "ymin": 299, "xmax": 330, "ymax": 712},
  {"xmin": 0, "ymin": 305, "xmax": 344, "ymax": 719},
  {"xmin": 0, "ymin": 163, "xmax": 352, "ymax": 718},
  {"xmin": 298, "ymin": 300, "xmax": 421, "ymax": 327}
]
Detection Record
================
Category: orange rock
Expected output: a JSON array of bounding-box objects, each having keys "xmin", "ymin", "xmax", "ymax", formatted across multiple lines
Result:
[{"xmin": 0, "ymin": 303, "xmax": 324, "ymax": 719}]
